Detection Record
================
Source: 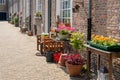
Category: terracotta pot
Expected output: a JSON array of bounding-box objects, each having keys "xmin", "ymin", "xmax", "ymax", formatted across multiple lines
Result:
[
  {"xmin": 58, "ymin": 54, "xmax": 67, "ymax": 66},
  {"xmin": 66, "ymin": 62, "xmax": 83, "ymax": 76},
  {"xmin": 28, "ymin": 31, "xmax": 33, "ymax": 36}
]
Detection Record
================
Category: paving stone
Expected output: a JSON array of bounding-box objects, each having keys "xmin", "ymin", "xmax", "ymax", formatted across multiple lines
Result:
[{"xmin": 0, "ymin": 21, "xmax": 91, "ymax": 80}]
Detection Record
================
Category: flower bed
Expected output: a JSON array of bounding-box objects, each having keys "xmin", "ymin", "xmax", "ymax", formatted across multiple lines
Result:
[
  {"xmin": 89, "ymin": 41, "xmax": 120, "ymax": 52},
  {"xmin": 89, "ymin": 35, "xmax": 120, "ymax": 52}
]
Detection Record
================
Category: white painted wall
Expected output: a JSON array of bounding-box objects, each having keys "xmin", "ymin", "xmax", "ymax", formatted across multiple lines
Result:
[{"xmin": 45, "ymin": 0, "xmax": 48, "ymax": 33}]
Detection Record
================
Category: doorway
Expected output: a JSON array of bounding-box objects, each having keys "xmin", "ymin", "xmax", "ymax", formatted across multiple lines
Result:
[{"xmin": 0, "ymin": 12, "xmax": 7, "ymax": 21}]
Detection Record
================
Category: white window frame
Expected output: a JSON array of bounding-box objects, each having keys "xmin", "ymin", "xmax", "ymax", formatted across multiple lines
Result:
[
  {"xmin": 26, "ymin": 0, "xmax": 30, "ymax": 17},
  {"xmin": 0, "ymin": 0, "xmax": 6, "ymax": 5},
  {"xmin": 36, "ymin": 0, "xmax": 42, "ymax": 13},
  {"xmin": 58, "ymin": 0, "xmax": 72, "ymax": 26}
]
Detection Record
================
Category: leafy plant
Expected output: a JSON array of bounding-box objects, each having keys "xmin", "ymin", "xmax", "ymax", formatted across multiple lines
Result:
[
  {"xmin": 65, "ymin": 54, "xmax": 85, "ymax": 65},
  {"xmin": 25, "ymin": 17, "xmax": 29, "ymax": 22},
  {"xmin": 59, "ymin": 30, "xmax": 69, "ymax": 35},
  {"xmin": 41, "ymin": 33, "xmax": 49, "ymax": 36},
  {"xmin": 11, "ymin": 19, "xmax": 14, "ymax": 24},
  {"xmin": 14, "ymin": 17, "xmax": 19, "ymax": 24},
  {"xmin": 70, "ymin": 32, "xmax": 85, "ymax": 50},
  {"xmin": 36, "ymin": 12, "xmax": 42, "ymax": 17}
]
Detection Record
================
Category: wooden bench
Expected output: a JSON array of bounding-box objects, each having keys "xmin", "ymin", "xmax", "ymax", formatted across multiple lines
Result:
[{"xmin": 37, "ymin": 35, "xmax": 64, "ymax": 55}]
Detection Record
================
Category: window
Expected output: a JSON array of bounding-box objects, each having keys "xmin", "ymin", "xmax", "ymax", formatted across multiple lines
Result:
[
  {"xmin": 60, "ymin": 0, "xmax": 72, "ymax": 26},
  {"xmin": 36, "ymin": 0, "xmax": 42, "ymax": 13},
  {"xmin": 26, "ymin": 0, "xmax": 30, "ymax": 17},
  {"xmin": 0, "ymin": 0, "xmax": 6, "ymax": 5}
]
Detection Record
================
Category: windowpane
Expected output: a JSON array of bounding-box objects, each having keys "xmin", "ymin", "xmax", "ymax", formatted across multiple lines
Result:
[
  {"xmin": 60, "ymin": 0, "xmax": 72, "ymax": 25},
  {"xmin": 63, "ymin": 10, "xmax": 67, "ymax": 17},
  {"xmin": 36, "ymin": 0, "xmax": 42, "ymax": 13},
  {"xmin": 67, "ymin": 10, "xmax": 70, "ymax": 17},
  {"xmin": 0, "ymin": 0, "xmax": 6, "ymax": 5}
]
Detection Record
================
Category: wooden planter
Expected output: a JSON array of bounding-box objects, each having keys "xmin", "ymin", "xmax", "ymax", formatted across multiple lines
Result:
[
  {"xmin": 89, "ymin": 41, "xmax": 120, "ymax": 52},
  {"xmin": 66, "ymin": 62, "xmax": 83, "ymax": 76}
]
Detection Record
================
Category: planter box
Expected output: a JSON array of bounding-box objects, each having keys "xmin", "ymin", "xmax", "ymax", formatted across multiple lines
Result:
[{"xmin": 88, "ymin": 41, "xmax": 120, "ymax": 52}]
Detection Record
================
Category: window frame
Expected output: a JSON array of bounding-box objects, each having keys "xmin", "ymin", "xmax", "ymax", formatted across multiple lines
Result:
[
  {"xmin": 60, "ymin": 0, "xmax": 72, "ymax": 26},
  {"xmin": 36, "ymin": 0, "xmax": 42, "ymax": 13},
  {"xmin": 0, "ymin": 0, "xmax": 6, "ymax": 5}
]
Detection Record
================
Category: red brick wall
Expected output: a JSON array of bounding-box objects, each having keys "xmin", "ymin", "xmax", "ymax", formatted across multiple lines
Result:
[
  {"xmin": 92, "ymin": 0, "xmax": 108, "ymax": 35},
  {"xmin": 107, "ymin": 0, "xmax": 120, "ymax": 41},
  {"xmin": 72, "ymin": 0, "xmax": 88, "ymax": 34},
  {"xmin": 51, "ymin": 0, "xmax": 120, "ymax": 41}
]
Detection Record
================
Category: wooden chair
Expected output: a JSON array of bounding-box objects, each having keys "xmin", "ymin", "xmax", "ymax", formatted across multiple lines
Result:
[{"xmin": 37, "ymin": 35, "xmax": 64, "ymax": 55}]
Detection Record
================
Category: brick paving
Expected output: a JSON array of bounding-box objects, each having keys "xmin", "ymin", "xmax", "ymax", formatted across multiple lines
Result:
[{"xmin": 0, "ymin": 21, "xmax": 91, "ymax": 80}]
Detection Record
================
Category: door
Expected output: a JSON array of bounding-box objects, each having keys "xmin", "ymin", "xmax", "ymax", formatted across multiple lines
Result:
[{"xmin": 0, "ymin": 12, "xmax": 7, "ymax": 21}]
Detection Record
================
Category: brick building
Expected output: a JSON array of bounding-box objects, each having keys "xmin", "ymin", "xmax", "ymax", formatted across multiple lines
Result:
[
  {"xmin": 7, "ymin": 0, "xmax": 120, "ymax": 40},
  {"xmin": 0, "ymin": 0, "xmax": 8, "ymax": 20},
  {"xmin": 51, "ymin": 0, "xmax": 120, "ymax": 41}
]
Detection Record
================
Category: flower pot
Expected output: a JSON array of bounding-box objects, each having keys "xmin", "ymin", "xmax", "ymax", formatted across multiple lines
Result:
[
  {"xmin": 66, "ymin": 62, "xmax": 83, "ymax": 76},
  {"xmin": 53, "ymin": 52, "xmax": 61, "ymax": 63},
  {"xmin": 58, "ymin": 54, "xmax": 67, "ymax": 66},
  {"xmin": 28, "ymin": 31, "xmax": 33, "ymax": 36},
  {"xmin": 20, "ymin": 27, "xmax": 27, "ymax": 33},
  {"xmin": 46, "ymin": 51, "xmax": 54, "ymax": 62}
]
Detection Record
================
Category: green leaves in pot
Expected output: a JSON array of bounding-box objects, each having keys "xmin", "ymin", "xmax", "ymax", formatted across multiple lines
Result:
[{"xmin": 70, "ymin": 32, "xmax": 86, "ymax": 50}]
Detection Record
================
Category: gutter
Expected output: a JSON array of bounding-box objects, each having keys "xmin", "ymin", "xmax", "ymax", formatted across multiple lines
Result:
[{"xmin": 87, "ymin": 0, "xmax": 92, "ymax": 41}]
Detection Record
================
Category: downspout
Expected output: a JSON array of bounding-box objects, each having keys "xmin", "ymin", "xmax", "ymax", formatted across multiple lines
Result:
[
  {"xmin": 87, "ymin": 0, "xmax": 92, "ymax": 41},
  {"xmin": 29, "ymin": 0, "xmax": 32, "ymax": 31}
]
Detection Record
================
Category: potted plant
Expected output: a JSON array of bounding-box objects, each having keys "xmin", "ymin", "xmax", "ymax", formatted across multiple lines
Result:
[
  {"xmin": 65, "ymin": 54, "xmax": 85, "ymax": 76},
  {"xmin": 35, "ymin": 12, "xmax": 42, "ymax": 19},
  {"xmin": 20, "ymin": 26, "xmax": 27, "ymax": 33},
  {"xmin": 89, "ymin": 34, "xmax": 120, "ymax": 52},
  {"xmin": 65, "ymin": 32, "xmax": 86, "ymax": 76},
  {"xmin": 14, "ymin": 17, "xmax": 19, "ymax": 27},
  {"xmin": 58, "ymin": 30, "xmax": 70, "ymax": 40},
  {"xmin": 35, "ymin": 12, "xmax": 42, "ymax": 25},
  {"xmin": 70, "ymin": 32, "xmax": 86, "ymax": 52}
]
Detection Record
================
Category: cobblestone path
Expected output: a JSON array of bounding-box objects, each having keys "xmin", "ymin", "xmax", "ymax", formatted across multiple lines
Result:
[
  {"xmin": 0, "ymin": 22, "xmax": 89, "ymax": 80},
  {"xmin": 0, "ymin": 22, "xmax": 72, "ymax": 80}
]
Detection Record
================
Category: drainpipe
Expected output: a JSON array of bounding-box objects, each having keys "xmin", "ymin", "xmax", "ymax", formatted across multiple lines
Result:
[
  {"xmin": 29, "ymin": 0, "xmax": 32, "ymax": 31},
  {"xmin": 87, "ymin": 0, "xmax": 92, "ymax": 41}
]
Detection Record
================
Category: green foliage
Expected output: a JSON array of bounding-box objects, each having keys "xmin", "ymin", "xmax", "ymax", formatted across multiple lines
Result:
[
  {"xmin": 70, "ymin": 32, "xmax": 85, "ymax": 50},
  {"xmin": 11, "ymin": 19, "xmax": 14, "ymax": 24},
  {"xmin": 14, "ymin": 17, "xmax": 19, "ymax": 24},
  {"xmin": 25, "ymin": 17, "xmax": 29, "ymax": 22},
  {"xmin": 59, "ymin": 30, "xmax": 69, "ymax": 35},
  {"xmin": 36, "ymin": 12, "xmax": 42, "ymax": 17}
]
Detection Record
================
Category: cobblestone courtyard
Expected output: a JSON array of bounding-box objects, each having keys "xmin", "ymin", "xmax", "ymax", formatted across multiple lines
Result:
[
  {"xmin": 0, "ymin": 21, "xmax": 91, "ymax": 80},
  {"xmin": 0, "ymin": 22, "xmax": 73, "ymax": 80}
]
